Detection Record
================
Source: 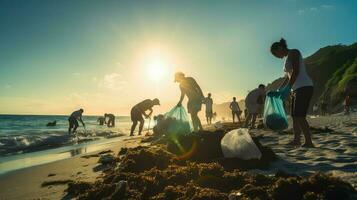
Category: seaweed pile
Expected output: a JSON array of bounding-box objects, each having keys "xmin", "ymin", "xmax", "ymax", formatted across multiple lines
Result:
[{"xmin": 66, "ymin": 145, "xmax": 356, "ymax": 200}]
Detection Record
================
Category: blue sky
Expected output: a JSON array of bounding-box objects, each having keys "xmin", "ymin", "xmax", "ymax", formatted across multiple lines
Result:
[{"xmin": 0, "ymin": 0, "xmax": 356, "ymax": 115}]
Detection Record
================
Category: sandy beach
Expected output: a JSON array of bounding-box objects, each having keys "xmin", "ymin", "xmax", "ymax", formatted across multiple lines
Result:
[
  {"xmin": 0, "ymin": 113, "xmax": 356, "ymax": 199},
  {"xmin": 0, "ymin": 137, "xmax": 142, "ymax": 200}
]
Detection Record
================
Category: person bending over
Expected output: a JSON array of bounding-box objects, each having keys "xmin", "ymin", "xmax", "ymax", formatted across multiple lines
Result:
[
  {"xmin": 104, "ymin": 113, "xmax": 115, "ymax": 127},
  {"xmin": 175, "ymin": 72, "xmax": 205, "ymax": 132},
  {"xmin": 130, "ymin": 98, "xmax": 160, "ymax": 136},
  {"xmin": 68, "ymin": 108, "xmax": 85, "ymax": 135},
  {"xmin": 244, "ymin": 85, "xmax": 266, "ymax": 129}
]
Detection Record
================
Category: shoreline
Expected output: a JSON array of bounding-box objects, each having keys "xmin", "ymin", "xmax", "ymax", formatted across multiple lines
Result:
[
  {"xmin": 0, "ymin": 113, "xmax": 356, "ymax": 199},
  {"xmin": 0, "ymin": 137, "xmax": 142, "ymax": 200}
]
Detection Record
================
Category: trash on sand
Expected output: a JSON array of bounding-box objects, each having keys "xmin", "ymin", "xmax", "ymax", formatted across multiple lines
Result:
[{"xmin": 221, "ymin": 128, "xmax": 262, "ymax": 160}]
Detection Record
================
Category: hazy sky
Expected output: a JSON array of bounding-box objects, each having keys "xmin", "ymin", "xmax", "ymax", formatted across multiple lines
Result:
[{"xmin": 0, "ymin": 0, "xmax": 356, "ymax": 115}]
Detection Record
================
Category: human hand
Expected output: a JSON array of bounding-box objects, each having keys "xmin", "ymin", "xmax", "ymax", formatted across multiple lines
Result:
[
  {"xmin": 267, "ymin": 91, "xmax": 280, "ymax": 97},
  {"xmin": 278, "ymin": 85, "xmax": 292, "ymax": 99}
]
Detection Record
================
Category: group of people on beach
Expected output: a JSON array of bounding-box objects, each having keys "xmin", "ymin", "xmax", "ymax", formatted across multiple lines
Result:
[{"xmin": 67, "ymin": 38, "xmax": 315, "ymax": 147}]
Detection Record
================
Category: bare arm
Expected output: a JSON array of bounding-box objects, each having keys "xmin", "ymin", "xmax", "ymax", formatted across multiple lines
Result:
[
  {"xmin": 79, "ymin": 117, "xmax": 85, "ymax": 126},
  {"xmin": 287, "ymin": 49, "xmax": 300, "ymax": 86},
  {"xmin": 178, "ymin": 87, "xmax": 185, "ymax": 105},
  {"xmin": 279, "ymin": 76, "xmax": 289, "ymax": 89}
]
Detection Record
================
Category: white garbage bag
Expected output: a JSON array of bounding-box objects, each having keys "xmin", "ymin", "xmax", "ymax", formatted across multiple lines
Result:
[{"xmin": 221, "ymin": 128, "xmax": 262, "ymax": 160}]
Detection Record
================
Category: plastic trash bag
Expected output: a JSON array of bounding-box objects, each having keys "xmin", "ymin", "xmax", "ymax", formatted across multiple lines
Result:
[
  {"xmin": 221, "ymin": 128, "xmax": 262, "ymax": 160},
  {"xmin": 164, "ymin": 106, "xmax": 193, "ymax": 136},
  {"xmin": 263, "ymin": 92, "xmax": 289, "ymax": 131}
]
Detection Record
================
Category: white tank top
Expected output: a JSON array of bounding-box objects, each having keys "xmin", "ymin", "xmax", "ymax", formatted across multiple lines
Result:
[{"xmin": 284, "ymin": 51, "xmax": 313, "ymax": 91}]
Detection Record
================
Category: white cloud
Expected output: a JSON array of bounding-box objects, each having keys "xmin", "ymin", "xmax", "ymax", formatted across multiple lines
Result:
[
  {"xmin": 321, "ymin": 5, "xmax": 335, "ymax": 10},
  {"xmin": 99, "ymin": 73, "xmax": 128, "ymax": 90},
  {"xmin": 298, "ymin": 4, "xmax": 335, "ymax": 15}
]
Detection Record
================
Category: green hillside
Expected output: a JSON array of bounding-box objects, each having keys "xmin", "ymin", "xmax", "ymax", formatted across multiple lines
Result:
[{"xmin": 305, "ymin": 43, "xmax": 357, "ymax": 108}]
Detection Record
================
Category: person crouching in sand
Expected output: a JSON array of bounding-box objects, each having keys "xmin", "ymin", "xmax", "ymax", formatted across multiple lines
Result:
[
  {"xmin": 104, "ymin": 113, "xmax": 115, "ymax": 127},
  {"xmin": 271, "ymin": 38, "xmax": 314, "ymax": 147},
  {"xmin": 244, "ymin": 84, "xmax": 265, "ymax": 128},
  {"xmin": 130, "ymin": 98, "xmax": 160, "ymax": 136},
  {"xmin": 68, "ymin": 108, "xmax": 85, "ymax": 135},
  {"xmin": 175, "ymin": 72, "xmax": 205, "ymax": 132}
]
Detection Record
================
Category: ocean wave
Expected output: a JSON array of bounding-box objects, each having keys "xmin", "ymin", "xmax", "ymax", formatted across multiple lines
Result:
[{"xmin": 0, "ymin": 130, "xmax": 126, "ymax": 156}]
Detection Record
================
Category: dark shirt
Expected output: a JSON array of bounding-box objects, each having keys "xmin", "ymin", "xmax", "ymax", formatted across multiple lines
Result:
[
  {"xmin": 179, "ymin": 77, "xmax": 202, "ymax": 100},
  {"xmin": 133, "ymin": 99, "xmax": 154, "ymax": 113}
]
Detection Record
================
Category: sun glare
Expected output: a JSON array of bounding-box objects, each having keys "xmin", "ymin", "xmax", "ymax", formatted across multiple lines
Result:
[{"xmin": 147, "ymin": 57, "xmax": 166, "ymax": 81}]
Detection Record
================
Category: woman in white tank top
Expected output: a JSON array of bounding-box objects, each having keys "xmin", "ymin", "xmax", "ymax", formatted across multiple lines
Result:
[{"xmin": 270, "ymin": 38, "xmax": 314, "ymax": 148}]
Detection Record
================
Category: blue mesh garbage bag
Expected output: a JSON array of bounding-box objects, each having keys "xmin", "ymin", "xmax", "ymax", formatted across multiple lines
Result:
[
  {"xmin": 263, "ymin": 92, "xmax": 288, "ymax": 131},
  {"xmin": 164, "ymin": 106, "xmax": 193, "ymax": 136}
]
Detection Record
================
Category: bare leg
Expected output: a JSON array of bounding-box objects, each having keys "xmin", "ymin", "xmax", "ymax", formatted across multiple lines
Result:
[
  {"xmin": 245, "ymin": 114, "xmax": 252, "ymax": 128},
  {"xmin": 299, "ymin": 117, "xmax": 313, "ymax": 147},
  {"xmin": 138, "ymin": 119, "xmax": 144, "ymax": 135},
  {"xmin": 130, "ymin": 121, "xmax": 138, "ymax": 136},
  {"xmin": 289, "ymin": 117, "xmax": 302, "ymax": 145},
  {"xmin": 73, "ymin": 124, "xmax": 78, "ymax": 134},
  {"xmin": 191, "ymin": 112, "xmax": 202, "ymax": 131},
  {"xmin": 250, "ymin": 114, "xmax": 257, "ymax": 128},
  {"xmin": 232, "ymin": 113, "xmax": 235, "ymax": 123}
]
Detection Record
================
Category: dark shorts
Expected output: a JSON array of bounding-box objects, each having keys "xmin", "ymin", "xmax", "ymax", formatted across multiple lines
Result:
[
  {"xmin": 291, "ymin": 86, "xmax": 314, "ymax": 117},
  {"xmin": 187, "ymin": 98, "xmax": 202, "ymax": 114},
  {"xmin": 131, "ymin": 107, "xmax": 144, "ymax": 122},
  {"xmin": 68, "ymin": 116, "xmax": 78, "ymax": 128},
  {"xmin": 232, "ymin": 110, "xmax": 241, "ymax": 116}
]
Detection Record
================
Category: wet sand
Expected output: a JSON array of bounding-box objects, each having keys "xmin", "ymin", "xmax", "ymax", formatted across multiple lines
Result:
[{"xmin": 0, "ymin": 137, "xmax": 142, "ymax": 200}]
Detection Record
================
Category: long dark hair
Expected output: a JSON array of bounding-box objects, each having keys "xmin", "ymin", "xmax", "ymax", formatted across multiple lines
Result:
[{"xmin": 271, "ymin": 38, "xmax": 288, "ymax": 52}]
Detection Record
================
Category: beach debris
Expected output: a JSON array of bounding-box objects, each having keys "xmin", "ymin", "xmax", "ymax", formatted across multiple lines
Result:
[
  {"xmin": 118, "ymin": 147, "xmax": 128, "ymax": 155},
  {"xmin": 41, "ymin": 179, "xmax": 73, "ymax": 187},
  {"xmin": 109, "ymin": 180, "xmax": 127, "ymax": 199},
  {"xmin": 65, "ymin": 144, "xmax": 357, "ymax": 200},
  {"xmin": 221, "ymin": 128, "xmax": 262, "ymax": 160},
  {"xmin": 98, "ymin": 154, "xmax": 116, "ymax": 165}
]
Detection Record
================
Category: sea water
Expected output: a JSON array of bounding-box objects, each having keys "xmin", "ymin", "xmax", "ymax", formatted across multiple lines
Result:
[{"xmin": 0, "ymin": 115, "xmax": 150, "ymax": 174}]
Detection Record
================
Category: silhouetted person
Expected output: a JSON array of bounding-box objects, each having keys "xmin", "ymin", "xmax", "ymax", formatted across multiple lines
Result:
[
  {"xmin": 320, "ymin": 100, "xmax": 327, "ymax": 116},
  {"xmin": 104, "ymin": 113, "xmax": 115, "ymax": 127},
  {"xmin": 68, "ymin": 108, "xmax": 85, "ymax": 135},
  {"xmin": 271, "ymin": 38, "xmax": 314, "ymax": 147},
  {"xmin": 204, "ymin": 93, "xmax": 213, "ymax": 125},
  {"xmin": 97, "ymin": 116, "xmax": 105, "ymax": 125},
  {"xmin": 46, "ymin": 120, "xmax": 57, "ymax": 127},
  {"xmin": 230, "ymin": 97, "xmax": 241, "ymax": 123},
  {"xmin": 244, "ymin": 84, "xmax": 266, "ymax": 129},
  {"xmin": 344, "ymin": 95, "xmax": 351, "ymax": 115},
  {"xmin": 175, "ymin": 72, "xmax": 204, "ymax": 132},
  {"xmin": 130, "ymin": 98, "xmax": 160, "ymax": 136}
]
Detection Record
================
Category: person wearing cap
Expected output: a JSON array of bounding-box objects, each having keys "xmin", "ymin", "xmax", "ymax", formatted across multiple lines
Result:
[
  {"xmin": 175, "ymin": 72, "xmax": 204, "ymax": 132},
  {"xmin": 130, "ymin": 98, "xmax": 160, "ymax": 136},
  {"xmin": 68, "ymin": 108, "xmax": 85, "ymax": 135},
  {"xmin": 104, "ymin": 113, "xmax": 115, "ymax": 127}
]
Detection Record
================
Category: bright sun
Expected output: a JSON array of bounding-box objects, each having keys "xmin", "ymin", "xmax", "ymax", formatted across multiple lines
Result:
[{"xmin": 147, "ymin": 57, "xmax": 166, "ymax": 81}]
